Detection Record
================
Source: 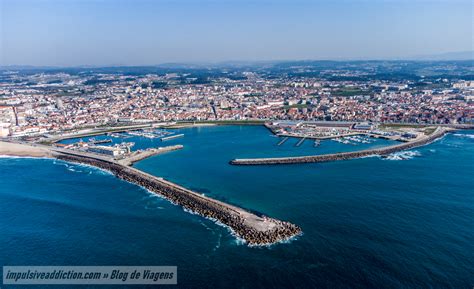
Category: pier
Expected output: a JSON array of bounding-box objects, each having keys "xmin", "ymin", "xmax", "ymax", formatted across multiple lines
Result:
[
  {"xmin": 276, "ymin": 137, "xmax": 289, "ymax": 146},
  {"xmin": 230, "ymin": 127, "xmax": 451, "ymax": 166},
  {"xmin": 295, "ymin": 137, "xmax": 306, "ymax": 147},
  {"xmin": 90, "ymin": 139, "xmax": 112, "ymax": 144},
  {"xmin": 161, "ymin": 134, "xmax": 184, "ymax": 141},
  {"xmin": 118, "ymin": 145, "xmax": 184, "ymax": 166}
]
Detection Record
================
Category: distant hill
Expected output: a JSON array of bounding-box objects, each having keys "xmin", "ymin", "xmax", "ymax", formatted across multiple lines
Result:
[{"xmin": 410, "ymin": 51, "xmax": 474, "ymax": 61}]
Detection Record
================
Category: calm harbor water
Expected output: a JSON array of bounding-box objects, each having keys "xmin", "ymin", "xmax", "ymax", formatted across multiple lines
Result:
[{"xmin": 1, "ymin": 126, "xmax": 473, "ymax": 288}]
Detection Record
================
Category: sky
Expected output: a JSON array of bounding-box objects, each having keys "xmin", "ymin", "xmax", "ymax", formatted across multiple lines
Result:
[{"xmin": 0, "ymin": 0, "xmax": 473, "ymax": 66}]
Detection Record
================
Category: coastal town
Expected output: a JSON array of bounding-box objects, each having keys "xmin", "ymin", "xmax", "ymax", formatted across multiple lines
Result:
[
  {"xmin": 0, "ymin": 63, "xmax": 473, "ymax": 245},
  {"xmin": 2, "ymin": 0, "xmax": 473, "ymax": 286},
  {"xmin": 0, "ymin": 62, "xmax": 473, "ymax": 139}
]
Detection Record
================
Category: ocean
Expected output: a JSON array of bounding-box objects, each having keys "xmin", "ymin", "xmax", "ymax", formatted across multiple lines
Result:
[{"xmin": 1, "ymin": 126, "xmax": 473, "ymax": 288}]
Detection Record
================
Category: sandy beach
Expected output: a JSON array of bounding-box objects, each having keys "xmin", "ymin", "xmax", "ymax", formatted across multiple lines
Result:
[{"xmin": 0, "ymin": 141, "xmax": 53, "ymax": 158}]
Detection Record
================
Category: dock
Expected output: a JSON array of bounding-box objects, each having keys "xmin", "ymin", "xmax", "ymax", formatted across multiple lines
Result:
[
  {"xmin": 295, "ymin": 137, "xmax": 306, "ymax": 147},
  {"xmin": 161, "ymin": 134, "xmax": 184, "ymax": 141},
  {"xmin": 276, "ymin": 137, "xmax": 289, "ymax": 146},
  {"xmin": 91, "ymin": 139, "xmax": 112, "ymax": 144},
  {"xmin": 118, "ymin": 145, "xmax": 184, "ymax": 166}
]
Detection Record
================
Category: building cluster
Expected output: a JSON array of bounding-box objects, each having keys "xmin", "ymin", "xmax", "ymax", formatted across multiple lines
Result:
[{"xmin": 0, "ymin": 70, "xmax": 472, "ymax": 138}]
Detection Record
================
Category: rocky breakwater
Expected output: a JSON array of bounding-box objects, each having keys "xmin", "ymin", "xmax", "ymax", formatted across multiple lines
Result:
[
  {"xmin": 230, "ymin": 127, "xmax": 450, "ymax": 165},
  {"xmin": 56, "ymin": 153, "xmax": 302, "ymax": 245}
]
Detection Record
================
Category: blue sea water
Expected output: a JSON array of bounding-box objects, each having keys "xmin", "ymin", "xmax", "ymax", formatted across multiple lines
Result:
[{"xmin": 1, "ymin": 126, "xmax": 473, "ymax": 289}]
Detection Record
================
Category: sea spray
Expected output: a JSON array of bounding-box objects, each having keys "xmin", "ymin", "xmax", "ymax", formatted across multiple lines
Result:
[{"xmin": 382, "ymin": 150, "xmax": 421, "ymax": 161}]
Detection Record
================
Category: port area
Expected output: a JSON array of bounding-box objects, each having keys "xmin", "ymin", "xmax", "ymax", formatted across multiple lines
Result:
[
  {"xmin": 232, "ymin": 123, "xmax": 472, "ymax": 165},
  {"xmin": 52, "ymin": 139, "xmax": 183, "ymax": 165},
  {"xmin": 42, "ymin": 126, "xmax": 188, "ymax": 165},
  {"xmin": 265, "ymin": 121, "xmax": 431, "ymax": 142}
]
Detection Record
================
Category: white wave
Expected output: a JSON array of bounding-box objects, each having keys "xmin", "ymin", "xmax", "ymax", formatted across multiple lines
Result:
[
  {"xmin": 0, "ymin": 155, "xmax": 54, "ymax": 160},
  {"xmin": 382, "ymin": 150, "xmax": 421, "ymax": 161},
  {"xmin": 144, "ymin": 204, "xmax": 163, "ymax": 210},
  {"xmin": 182, "ymin": 206, "xmax": 303, "ymax": 248},
  {"xmin": 246, "ymin": 231, "xmax": 303, "ymax": 249},
  {"xmin": 358, "ymin": 154, "xmax": 378, "ymax": 159},
  {"xmin": 182, "ymin": 207, "xmax": 248, "ymax": 245},
  {"xmin": 199, "ymin": 220, "xmax": 214, "ymax": 232},
  {"xmin": 453, "ymin": 133, "xmax": 474, "ymax": 139},
  {"xmin": 54, "ymin": 160, "xmax": 113, "ymax": 176},
  {"xmin": 213, "ymin": 233, "xmax": 222, "ymax": 251},
  {"xmin": 444, "ymin": 143, "xmax": 461, "ymax": 148},
  {"xmin": 141, "ymin": 188, "xmax": 169, "ymax": 203}
]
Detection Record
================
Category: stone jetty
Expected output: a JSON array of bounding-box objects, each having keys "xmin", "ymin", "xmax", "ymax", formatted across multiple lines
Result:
[
  {"xmin": 230, "ymin": 127, "xmax": 451, "ymax": 165},
  {"xmin": 55, "ymin": 152, "xmax": 302, "ymax": 245},
  {"xmin": 118, "ymin": 145, "xmax": 184, "ymax": 166}
]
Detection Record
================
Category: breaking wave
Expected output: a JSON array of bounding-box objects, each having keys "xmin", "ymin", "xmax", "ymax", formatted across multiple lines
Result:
[
  {"xmin": 0, "ymin": 155, "xmax": 53, "ymax": 160},
  {"xmin": 382, "ymin": 150, "xmax": 421, "ymax": 161},
  {"xmin": 54, "ymin": 160, "xmax": 113, "ymax": 176},
  {"xmin": 453, "ymin": 133, "xmax": 474, "ymax": 140}
]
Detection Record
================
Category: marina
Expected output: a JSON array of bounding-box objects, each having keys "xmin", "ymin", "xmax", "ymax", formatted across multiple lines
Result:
[{"xmin": 230, "ymin": 126, "xmax": 453, "ymax": 165}]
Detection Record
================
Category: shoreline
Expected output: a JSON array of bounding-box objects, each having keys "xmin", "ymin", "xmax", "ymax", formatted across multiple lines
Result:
[
  {"xmin": 230, "ymin": 126, "xmax": 455, "ymax": 165},
  {"xmin": 34, "ymin": 121, "xmax": 473, "ymax": 145},
  {"xmin": 0, "ymin": 141, "xmax": 53, "ymax": 158}
]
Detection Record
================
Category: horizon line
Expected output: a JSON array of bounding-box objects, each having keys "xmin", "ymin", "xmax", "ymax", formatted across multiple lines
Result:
[{"xmin": 1, "ymin": 58, "xmax": 474, "ymax": 70}]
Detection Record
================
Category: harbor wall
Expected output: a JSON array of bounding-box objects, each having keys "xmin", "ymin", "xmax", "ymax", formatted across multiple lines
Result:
[
  {"xmin": 56, "ymin": 153, "xmax": 301, "ymax": 245},
  {"xmin": 230, "ymin": 127, "xmax": 449, "ymax": 165}
]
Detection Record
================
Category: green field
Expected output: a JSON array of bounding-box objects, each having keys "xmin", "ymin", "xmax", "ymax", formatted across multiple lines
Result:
[
  {"xmin": 284, "ymin": 104, "xmax": 308, "ymax": 109},
  {"xmin": 331, "ymin": 88, "xmax": 372, "ymax": 97}
]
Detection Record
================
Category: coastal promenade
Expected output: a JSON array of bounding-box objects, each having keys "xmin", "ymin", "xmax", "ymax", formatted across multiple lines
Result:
[
  {"xmin": 230, "ymin": 127, "xmax": 452, "ymax": 166},
  {"xmin": 0, "ymin": 141, "xmax": 301, "ymax": 246}
]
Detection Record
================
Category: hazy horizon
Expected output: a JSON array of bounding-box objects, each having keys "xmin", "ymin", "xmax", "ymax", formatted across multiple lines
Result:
[{"xmin": 1, "ymin": 0, "xmax": 473, "ymax": 66}]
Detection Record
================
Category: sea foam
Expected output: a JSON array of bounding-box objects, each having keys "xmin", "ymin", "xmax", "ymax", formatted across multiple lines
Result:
[
  {"xmin": 453, "ymin": 133, "xmax": 474, "ymax": 140},
  {"xmin": 382, "ymin": 150, "xmax": 421, "ymax": 161}
]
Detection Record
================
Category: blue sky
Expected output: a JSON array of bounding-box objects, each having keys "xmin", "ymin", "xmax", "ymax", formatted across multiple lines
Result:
[{"xmin": 0, "ymin": 0, "xmax": 472, "ymax": 66}]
